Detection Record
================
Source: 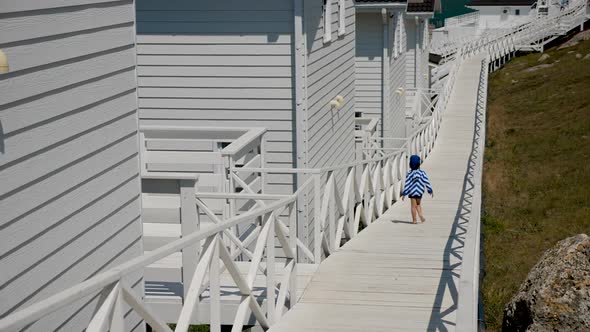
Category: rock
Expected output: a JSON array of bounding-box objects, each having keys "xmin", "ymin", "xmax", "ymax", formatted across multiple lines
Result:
[
  {"xmin": 567, "ymin": 51, "xmax": 574, "ymax": 54},
  {"xmin": 576, "ymin": 54, "xmax": 582, "ymax": 59},
  {"xmin": 503, "ymin": 234, "xmax": 590, "ymax": 332},
  {"xmin": 511, "ymin": 79, "xmax": 519, "ymax": 84},
  {"xmin": 538, "ymin": 54, "xmax": 550, "ymax": 62},
  {"xmin": 557, "ymin": 30, "xmax": 590, "ymax": 50},
  {"xmin": 524, "ymin": 64, "xmax": 554, "ymax": 72},
  {"xmin": 584, "ymin": 54, "xmax": 590, "ymax": 60}
]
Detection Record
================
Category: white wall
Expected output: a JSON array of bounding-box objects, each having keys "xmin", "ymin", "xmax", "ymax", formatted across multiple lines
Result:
[
  {"xmin": 135, "ymin": 0, "xmax": 295, "ymax": 195},
  {"xmin": 471, "ymin": 5, "xmax": 532, "ymax": 29},
  {"xmin": 355, "ymin": 13, "xmax": 383, "ymax": 134},
  {"xmin": 0, "ymin": 1, "xmax": 143, "ymax": 331},
  {"xmin": 387, "ymin": 11, "xmax": 408, "ymax": 145},
  {"xmin": 303, "ymin": 0, "xmax": 356, "ymax": 252}
]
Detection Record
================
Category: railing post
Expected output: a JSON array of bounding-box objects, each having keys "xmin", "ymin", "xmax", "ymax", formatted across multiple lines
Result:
[
  {"xmin": 180, "ymin": 179, "xmax": 198, "ymax": 300},
  {"xmin": 313, "ymin": 173, "xmax": 322, "ymax": 263},
  {"xmin": 209, "ymin": 236, "xmax": 221, "ymax": 332},
  {"xmin": 288, "ymin": 202, "xmax": 297, "ymax": 309},
  {"xmin": 266, "ymin": 214, "xmax": 276, "ymax": 324}
]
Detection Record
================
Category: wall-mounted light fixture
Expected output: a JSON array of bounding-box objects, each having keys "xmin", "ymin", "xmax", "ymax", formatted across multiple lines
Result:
[
  {"xmin": 396, "ymin": 87, "xmax": 405, "ymax": 95},
  {"xmin": 0, "ymin": 50, "xmax": 8, "ymax": 74},
  {"xmin": 330, "ymin": 95, "xmax": 345, "ymax": 110}
]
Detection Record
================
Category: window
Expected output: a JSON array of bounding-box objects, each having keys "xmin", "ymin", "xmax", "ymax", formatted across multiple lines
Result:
[
  {"xmin": 338, "ymin": 0, "xmax": 346, "ymax": 37},
  {"xmin": 323, "ymin": 0, "xmax": 332, "ymax": 43},
  {"xmin": 515, "ymin": 9, "xmax": 520, "ymax": 15}
]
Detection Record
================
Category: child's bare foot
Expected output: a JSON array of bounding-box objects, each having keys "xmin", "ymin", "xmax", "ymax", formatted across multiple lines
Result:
[
  {"xmin": 412, "ymin": 220, "xmax": 417, "ymax": 224},
  {"xmin": 420, "ymin": 216, "xmax": 426, "ymax": 223}
]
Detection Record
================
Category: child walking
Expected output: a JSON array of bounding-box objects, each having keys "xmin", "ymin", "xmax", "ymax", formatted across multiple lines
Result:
[{"xmin": 401, "ymin": 155, "xmax": 434, "ymax": 224}]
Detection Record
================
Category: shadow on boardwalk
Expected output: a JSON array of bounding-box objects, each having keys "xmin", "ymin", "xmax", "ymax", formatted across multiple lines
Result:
[{"xmin": 427, "ymin": 63, "xmax": 486, "ymax": 331}]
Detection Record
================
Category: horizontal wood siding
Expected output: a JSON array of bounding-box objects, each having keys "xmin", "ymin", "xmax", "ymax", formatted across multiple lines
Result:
[
  {"xmin": 355, "ymin": 13, "xmax": 382, "ymax": 134},
  {"xmin": 386, "ymin": 12, "xmax": 407, "ymax": 146},
  {"xmin": 0, "ymin": 1, "xmax": 143, "ymax": 330},
  {"xmin": 135, "ymin": 0, "xmax": 295, "ymax": 195},
  {"xmin": 304, "ymin": 0, "xmax": 356, "ymax": 250},
  {"xmin": 405, "ymin": 18, "xmax": 417, "ymax": 89}
]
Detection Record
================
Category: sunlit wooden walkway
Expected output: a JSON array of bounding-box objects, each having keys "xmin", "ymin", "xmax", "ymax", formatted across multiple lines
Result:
[{"xmin": 269, "ymin": 54, "xmax": 487, "ymax": 332}]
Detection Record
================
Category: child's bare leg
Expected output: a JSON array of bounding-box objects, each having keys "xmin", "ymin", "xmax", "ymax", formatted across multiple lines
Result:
[
  {"xmin": 416, "ymin": 198, "xmax": 426, "ymax": 222},
  {"xmin": 410, "ymin": 198, "xmax": 418, "ymax": 224}
]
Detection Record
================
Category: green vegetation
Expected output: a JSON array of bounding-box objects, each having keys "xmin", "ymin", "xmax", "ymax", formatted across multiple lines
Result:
[{"xmin": 482, "ymin": 35, "xmax": 590, "ymax": 331}]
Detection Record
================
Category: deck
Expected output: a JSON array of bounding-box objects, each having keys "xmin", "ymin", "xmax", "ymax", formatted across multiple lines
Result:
[{"xmin": 268, "ymin": 54, "xmax": 487, "ymax": 332}]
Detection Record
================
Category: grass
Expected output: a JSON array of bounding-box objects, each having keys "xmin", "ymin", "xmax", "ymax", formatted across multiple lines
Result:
[{"xmin": 481, "ymin": 34, "xmax": 590, "ymax": 330}]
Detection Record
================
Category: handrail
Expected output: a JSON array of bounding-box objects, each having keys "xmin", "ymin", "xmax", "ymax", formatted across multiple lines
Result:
[
  {"xmin": 0, "ymin": 191, "xmax": 300, "ymax": 331},
  {"xmin": 220, "ymin": 127, "xmax": 266, "ymax": 157},
  {"xmin": 455, "ymin": 57, "xmax": 488, "ymax": 332},
  {"xmin": 0, "ymin": 8, "xmax": 471, "ymax": 328},
  {"xmin": 445, "ymin": 11, "xmax": 479, "ymax": 27}
]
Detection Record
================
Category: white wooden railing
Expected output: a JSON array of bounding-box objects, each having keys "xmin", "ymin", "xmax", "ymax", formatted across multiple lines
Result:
[
  {"xmin": 444, "ymin": 11, "xmax": 480, "ymax": 27},
  {"xmin": 437, "ymin": 1, "xmax": 587, "ymax": 329},
  {"xmin": 455, "ymin": 57, "xmax": 488, "ymax": 332},
  {"xmin": 355, "ymin": 117, "xmax": 380, "ymax": 159},
  {"xmin": 432, "ymin": 0, "xmax": 588, "ymax": 64},
  {"xmin": 0, "ymin": 16, "xmax": 471, "ymax": 331},
  {"xmin": 0, "ymin": 55, "xmax": 462, "ymax": 332}
]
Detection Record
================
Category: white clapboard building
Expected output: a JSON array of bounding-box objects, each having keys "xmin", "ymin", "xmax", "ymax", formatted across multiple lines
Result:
[{"xmin": 0, "ymin": 0, "xmax": 438, "ymax": 331}]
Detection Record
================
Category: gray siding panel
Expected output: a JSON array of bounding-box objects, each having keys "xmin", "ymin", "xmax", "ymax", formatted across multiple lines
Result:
[
  {"xmin": 0, "ymin": 1, "xmax": 143, "ymax": 330},
  {"xmin": 136, "ymin": 0, "xmax": 295, "ymax": 194},
  {"xmin": 304, "ymin": 0, "xmax": 356, "ymax": 251},
  {"xmin": 355, "ymin": 13, "xmax": 383, "ymax": 133},
  {"xmin": 386, "ymin": 13, "xmax": 407, "ymax": 144}
]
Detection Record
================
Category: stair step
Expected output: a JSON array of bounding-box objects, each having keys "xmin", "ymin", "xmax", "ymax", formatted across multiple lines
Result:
[
  {"xmin": 143, "ymin": 223, "xmax": 181, "ymax": 251},
  {"xmin": 142, "ymin": 193, "xmax": 180, "ymax": 224}
]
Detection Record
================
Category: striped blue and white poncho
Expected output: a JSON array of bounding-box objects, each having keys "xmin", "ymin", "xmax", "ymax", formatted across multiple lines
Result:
[{"xmin": 402, "ymin": 169, "xmax": 433, "ymax": 197}]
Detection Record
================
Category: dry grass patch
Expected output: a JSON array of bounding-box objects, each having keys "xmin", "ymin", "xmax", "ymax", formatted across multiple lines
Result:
[{"xmin": 482, "ymin": 34, "xmax": 590, "ymax": 331}]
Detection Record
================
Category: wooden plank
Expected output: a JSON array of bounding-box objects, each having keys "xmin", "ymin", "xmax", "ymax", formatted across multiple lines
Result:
[
  {"xmin": 145, "ymin": 151, "xmax": 222, "ymax": 165},
  {"xmin": 137, "ymin": 44, "xmax": 291, "ymax": 56},
  {"xmin": 136, "ymin": 65, "xmax": 291, "ymax": 78},
  {"xmin": 136, "ymin": 0, "xmax": 293, "ymax": 11},
  {"xmin": 139, "ymin": 109, "xmax": 292, "ymax": 121},
  {"xmin": 145, "ymin": 139, "xmax": 214, "ymax": 152},
  {"xmin": 137, "ymin": 22, "xmax": 293, "ymax": 34},
  {"xmin": 136, "ymin": 10, "xmax": 293, "ymax": 23},
  {"xmin": 138, "ymin": 98, "xmax": 292, "ymax": 110},
  {"xmin": 136, "ymin": 34, "xmax": 292, "ymax": 45},
  {"xmin": 137, "ymin": 76, "xmax": 292, "ymax": 89},
  {"xmin": 138, "ymin": 87, "xmax": 292, "ymax": 99},
  {"xmin": 137, "ymin": 54, "xmax": 291, "ymax": 67}
]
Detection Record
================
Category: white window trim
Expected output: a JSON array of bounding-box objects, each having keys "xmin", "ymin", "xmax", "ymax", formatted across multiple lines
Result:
[
  {"xmin": 394, "ymin": 12, "xmax": 403, "ymax": 58},
  {"xmin": 323, "ymin": 0, "xmax": 332, "ymax": 43},
  {"xmin": 338, "ymin": 0, "xmax": 346, "ymax": 37}
]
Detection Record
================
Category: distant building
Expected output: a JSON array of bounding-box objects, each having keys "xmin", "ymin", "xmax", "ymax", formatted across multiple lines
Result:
[
  {"xmin": 466, "ymin": 0, "xmax": 536, "ymax": 29},
  {"xmin": 433, "ymin": 0, "xmax": 536, "ymax": 42}
]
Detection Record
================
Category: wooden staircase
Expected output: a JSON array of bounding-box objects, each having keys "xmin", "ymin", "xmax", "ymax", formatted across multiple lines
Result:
[{"xmin": 138, "ymin": 125, "xmax": 318, "ymax": 325}]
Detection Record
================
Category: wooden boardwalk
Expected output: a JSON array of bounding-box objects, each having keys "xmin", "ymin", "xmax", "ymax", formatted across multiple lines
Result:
[{"xmin": 269, "ymin": 55, "xmax": 486, "ymax": 332}]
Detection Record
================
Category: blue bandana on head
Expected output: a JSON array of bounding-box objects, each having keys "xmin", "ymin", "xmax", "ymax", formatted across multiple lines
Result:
[{"xmin": 409, "ymin": 155, "xmax": 421, "ymax": 170}]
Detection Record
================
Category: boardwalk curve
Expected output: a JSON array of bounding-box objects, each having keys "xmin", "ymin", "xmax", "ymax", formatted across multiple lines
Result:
[{"xmin": 268, "ymin": 54, "xmax": 488, "ymax": 332}]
